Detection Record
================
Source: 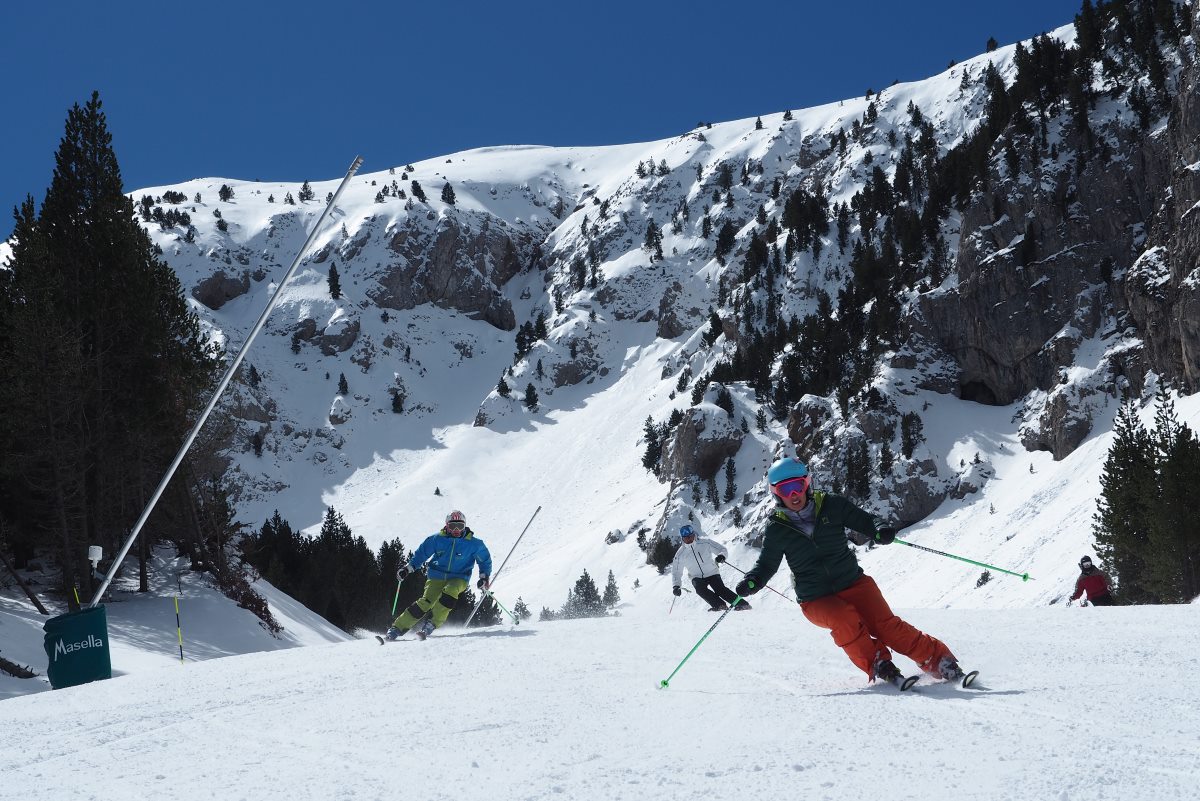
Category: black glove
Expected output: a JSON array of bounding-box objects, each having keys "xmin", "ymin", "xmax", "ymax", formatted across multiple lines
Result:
[
  {"xmin": 874, "ymin": 527, "xmax": 897, "ymax": 546},
  {"xmin": 672, "ymin": 586, "xmax": 681, "ymax": 597},
  {"xmin": 715, "ymin": 554, "xmax": 726, "ymax": 564},
  {"xmin": 734, "ymin": 578, "xmax": 758, "ymax": 597},
  {"xmin": 477, "ymin": 575, "xmax": 490, "ymax": 590},
  {"xmin": 396, "ymin": 565, "xmax": 411, "ymax": 581}
]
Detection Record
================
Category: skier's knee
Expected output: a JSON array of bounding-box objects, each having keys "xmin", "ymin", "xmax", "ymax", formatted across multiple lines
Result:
[
  {"xmin": 437, "ymin": 592, "xmax": 458, "ymax": 609},
  {"xmin": 406, "ymin": 602, "xmax": 424, "ymax": 618}
]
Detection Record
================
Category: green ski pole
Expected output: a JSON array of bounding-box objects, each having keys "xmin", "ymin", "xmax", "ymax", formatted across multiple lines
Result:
[
  {"xmin": 659, "ymin": 594, "xmax": 743, "ymax": 689},
  {"xmin": 895, "ymin": 538, "xmax": 1032, "ymax": 581},
  {"xmin": 390, "ymin": 579, "xmax": 402, "ymax": 616},
  {"xmin": 482, "ymin": 589, "xmax": 520, "ymax": 625}
]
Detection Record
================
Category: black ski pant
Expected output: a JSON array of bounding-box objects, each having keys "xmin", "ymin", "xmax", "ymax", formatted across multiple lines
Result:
[
  {"xmin": 1088, "ymin": 594, "xmax": 1115, "ymax": 606},
  {"xmin": 691, "ymin": 574, "xmax": 739, "ymax": 609}
]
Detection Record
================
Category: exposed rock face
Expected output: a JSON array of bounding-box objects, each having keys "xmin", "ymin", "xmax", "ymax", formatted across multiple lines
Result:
[
  {"xmin": 655, "ymin": 281, "xmax": 689, "ymax": 339},
  {"xmin": 319, "ymin": 319, "xmax": 360, "ymax": 356},
  {"xmin": 922, "ymin": 122, "xmax": 1162, "ymax": 408},
  {"xmin": 1161, "ymin": 8, "xmax": 1200, "ymax": 392},
  {"xmin": 661, "ymin": 405, "xmax": 744, "ymax": 483},
  {"xmin": 877, "ymin": 458, "xmax": 945, "ymax": 524},
  {"xmin": 368, "ymin": 213, "xmax": 524, "ymax": 331},
  {"xmin": 192, "ymin": 270, "xmax": 250, "ymax": 310},
  {"xmin": 552, "ymin": 338, "xmax": 600, "ymax": 388}
]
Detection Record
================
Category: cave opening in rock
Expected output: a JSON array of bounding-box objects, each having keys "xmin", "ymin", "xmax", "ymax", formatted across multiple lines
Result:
[{"xmin": 959, "ymin": 380, "xmax": 1000, "ymax": 406}]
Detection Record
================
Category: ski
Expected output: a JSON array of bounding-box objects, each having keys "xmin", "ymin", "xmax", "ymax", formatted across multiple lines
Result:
[
  {"xmin": 961, "ymin": 670, "xmax": 980, "ymax": 688},
  {"xmin": 878, "ymin": 674, "xmax": 920, "ymax": 691}
]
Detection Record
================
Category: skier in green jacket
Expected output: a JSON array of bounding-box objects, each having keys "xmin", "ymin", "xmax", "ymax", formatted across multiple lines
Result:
[{"xmin": 735, "ymin": 457, "xmax": 967, "ymax": 688}]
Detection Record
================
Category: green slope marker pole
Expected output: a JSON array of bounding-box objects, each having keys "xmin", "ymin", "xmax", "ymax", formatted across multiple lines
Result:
[
  {"xmin": 659, "ymin": 595, "xmax": 742, "ymax": 689},
  {"xmin": 895, "ymin": 538, "xmax": 1032, "ymax": 581},
  {"xmin": 174, "ymin": 596, "xmax": 184, "ymax": 664}
]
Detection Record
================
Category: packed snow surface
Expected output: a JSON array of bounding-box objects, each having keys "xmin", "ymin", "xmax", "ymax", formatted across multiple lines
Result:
[{"xmin": 4, "ymin": 596, "xmax": 1197, "ymax": 801}]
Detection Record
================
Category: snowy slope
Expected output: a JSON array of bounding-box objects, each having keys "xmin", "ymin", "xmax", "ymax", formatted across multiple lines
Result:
[
  {"xmin": 4, "ymin": 599, "xmax": 1199, "ymax": 801},
  {"xmin": 0, "ymin": 550, "xmax": 350, "ymax": 700}
]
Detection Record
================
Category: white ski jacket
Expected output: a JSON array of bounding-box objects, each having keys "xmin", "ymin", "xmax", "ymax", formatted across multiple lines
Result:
[{"xmin": 671, "ymin": 537, "xmax": 728, "ymax": 585}]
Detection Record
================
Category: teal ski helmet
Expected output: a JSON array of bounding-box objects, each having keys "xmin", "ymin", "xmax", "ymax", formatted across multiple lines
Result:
[{"xmin": 767, "ymin": 457, "xmax": 809, "ymax": 485}]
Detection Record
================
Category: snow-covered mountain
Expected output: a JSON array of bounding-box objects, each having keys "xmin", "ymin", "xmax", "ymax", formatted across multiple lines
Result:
[{"xmin": 107, "ymin": 11, "xmax": 1200, "ymax": 624}]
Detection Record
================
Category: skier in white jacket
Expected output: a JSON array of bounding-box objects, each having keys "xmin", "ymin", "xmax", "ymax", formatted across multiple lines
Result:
[{"xmin": 670, "ymin": 523, "xmax": 751, "ymax": 611}]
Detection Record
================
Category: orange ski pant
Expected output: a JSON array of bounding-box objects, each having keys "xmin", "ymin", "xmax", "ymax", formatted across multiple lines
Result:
[{"xmin": 800, "ymin": 574, "xmax": 954, "ymax": 679}]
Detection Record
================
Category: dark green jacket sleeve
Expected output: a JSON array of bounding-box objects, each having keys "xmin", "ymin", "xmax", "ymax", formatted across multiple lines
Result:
[
  {"xmin": 829, "ymin": 496, "xmax": 879, "ymax": 546},
  {"xmin": 744, "ymin": 524, "xmax": 785, "ymax": 588}
]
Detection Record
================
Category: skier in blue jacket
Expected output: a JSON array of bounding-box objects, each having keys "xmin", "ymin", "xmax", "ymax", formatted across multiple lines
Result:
[{"xmin": 386, "ymin": 511, "xmax": 493, "ymax": 640}]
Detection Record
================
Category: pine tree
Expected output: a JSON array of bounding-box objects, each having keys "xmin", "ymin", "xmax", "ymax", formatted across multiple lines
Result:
[
  {"xmin": 298, "ymin": 180, "xmax": 315, "ymax": 202},
  {"xmin": 642, "ymin": 415, "xmax": 663, "ymax": 473},
  {"xmin": 1093, "ymin": 402, "xmax": 1157, "ymax": 603},
  {"xmin": 524, "ymin": 383, "xmax": 539, "ymax": 411},
  {"xmin": 602, "ymin": 570, "xmax": 621, "ymax": 608},
  {"xmin": 724, "ymin": 457, "xmax": 737, "ymax": 502},
  {"xmin": 219, "ymin": 183, "xmax": 234, "ymax": 202},
  {"xmin": 338, "ymin": 373, "xmax": 349, "ymax": 395},
  {"xmin": 0, "ymin": 92, "xmax": 219, "ymax": 597},
  {"xmin": 441, "ymin": 183, "xmax": 457, "ymax": 205},
  {"xmin": 411, "ymin": 181, "xmax": 427, "ymax": 202},
  {"xmin": 497, "ymin": 377, "xmax": 511, "ymax": 397},
  {"xmin": 328, "ymin": 262, "xmax": 341, "ymax": 299},
  {"xmin": 513, "ymin": 597, "xmax": 532, "ymax": 620}
]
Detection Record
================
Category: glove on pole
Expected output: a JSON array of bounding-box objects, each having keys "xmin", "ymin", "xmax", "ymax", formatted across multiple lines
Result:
[
  {"xmin": 659, "ymin": 595, "xmax": 743, "ymax": 689},
  {"xmin": 894, "ymin": 538, "xmax": 1032, "ymax": 581},
  {"xmin": 464, "ymin": 506, "xmax": 541, "ymax": 628},
  {"xmin": 722, "ymin": 561, "xmax": 792, "ymax": 602}
]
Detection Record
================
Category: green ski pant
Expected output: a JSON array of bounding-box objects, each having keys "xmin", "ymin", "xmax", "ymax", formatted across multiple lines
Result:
[{"xmin": 392, "ymin": 577, "xmax": 469, "ymax": 631}]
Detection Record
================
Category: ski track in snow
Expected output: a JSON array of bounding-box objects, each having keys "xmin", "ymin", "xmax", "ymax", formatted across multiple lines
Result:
[{"xmin": 3, "ymin": 600, "xmax": 1198, "ymax": 801}]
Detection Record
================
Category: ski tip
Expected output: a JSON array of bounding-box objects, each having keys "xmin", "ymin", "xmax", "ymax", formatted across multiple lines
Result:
[
  {"xmin": 374, "ymin": 635, "xmax": 385, "ymax": 646},
  {"xmin": 900, "ymin": 675, "xmax": 920, "ymax": 691},
  {"xmin": 962, "ymin": 670, "xmax": 980, "ymax": 688}
]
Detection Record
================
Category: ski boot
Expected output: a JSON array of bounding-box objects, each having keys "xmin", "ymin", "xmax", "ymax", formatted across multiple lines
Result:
[
  {"xmin": 384, "ymin": 626, "xmax": 405, "ymax": 641},
  {"xmin": 874, "ymin": 658, "xmax": 919, "ymax": 691},
  {"xmin": 415, "ymin": 618, "xmax": 435, "ymax": 641},
  {"xmin": 937, "ymin": 656, "xmax": 979, "ymax": 688}
]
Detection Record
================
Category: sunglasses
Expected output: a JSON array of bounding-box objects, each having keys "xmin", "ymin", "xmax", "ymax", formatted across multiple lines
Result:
[{"xmin": 772, "ymin": 475, "xmax": 810, "ymax": 500}]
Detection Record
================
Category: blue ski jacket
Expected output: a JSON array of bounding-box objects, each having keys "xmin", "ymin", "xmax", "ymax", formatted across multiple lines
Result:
[{"xmin": 408, "ymin": 528, "xmax": 493, "ymax": 582}]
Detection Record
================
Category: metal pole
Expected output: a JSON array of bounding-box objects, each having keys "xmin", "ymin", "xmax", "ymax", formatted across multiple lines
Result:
[
  {"xmin": 90, "ymin": 156, "xmax": 364, "ymax": 607},
  {"xmin": 722, "ymin": 561, "xmax": 792, "ymax": 602},
  {"xmin": 464, "ymin": 505, "xmax": 540, "ymax": 628}
]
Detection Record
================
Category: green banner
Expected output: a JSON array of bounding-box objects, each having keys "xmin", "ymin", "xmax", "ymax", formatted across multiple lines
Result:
[{"xmin": 43, "ymin": 605, "xmax": 112, "ymax": 689}]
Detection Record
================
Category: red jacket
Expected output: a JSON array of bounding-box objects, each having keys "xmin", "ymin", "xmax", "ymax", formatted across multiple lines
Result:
[{"xmin": 1070, "ymin": 569, "xmax": 1112, "ymax": 601}]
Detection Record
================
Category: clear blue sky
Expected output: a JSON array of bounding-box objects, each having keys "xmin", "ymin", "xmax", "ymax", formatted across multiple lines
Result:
[{"xmin": 1, "ymin": 0, "xmax": 1084, "ymax": 239}]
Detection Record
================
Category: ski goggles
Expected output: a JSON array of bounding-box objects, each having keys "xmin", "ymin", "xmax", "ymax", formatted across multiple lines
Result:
[
  {"xmin": 771, "ymin": 475, "xmax": 810, "ymax": 500},
  {"xmin": 446, "ymin": 521, "xmax": 466, "ymax": 532}
]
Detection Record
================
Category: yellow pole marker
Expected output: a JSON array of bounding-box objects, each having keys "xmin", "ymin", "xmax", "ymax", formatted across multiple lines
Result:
[{"xmin": 174, "ymin": 596, "xmax": 184, "ymax": 664}]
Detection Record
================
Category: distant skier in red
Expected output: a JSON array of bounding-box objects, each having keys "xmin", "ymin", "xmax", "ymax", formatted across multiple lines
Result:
[{"xmin": 1068, "ymin": 556, "xmax": 1115, "ymax": 606}]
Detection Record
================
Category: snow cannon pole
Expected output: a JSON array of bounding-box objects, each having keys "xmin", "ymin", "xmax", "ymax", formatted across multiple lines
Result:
[
  {"xmin": 658, "ymin": 595, "xmax": 743, "ymax": 689},
  {"xmin": 464, "ymin": 506, "xmax": 541, "ymax": 629},
  {"xmin": 89, "ymin": 156, "xmax": 365, "ymax": 608},
  {"xmin": 722, "ymin": 562, "xmax": 791, "ymax": 602},
  {"xmin": 894, "ymin": 538, "xmax": 1032, "ymax": 581}
]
